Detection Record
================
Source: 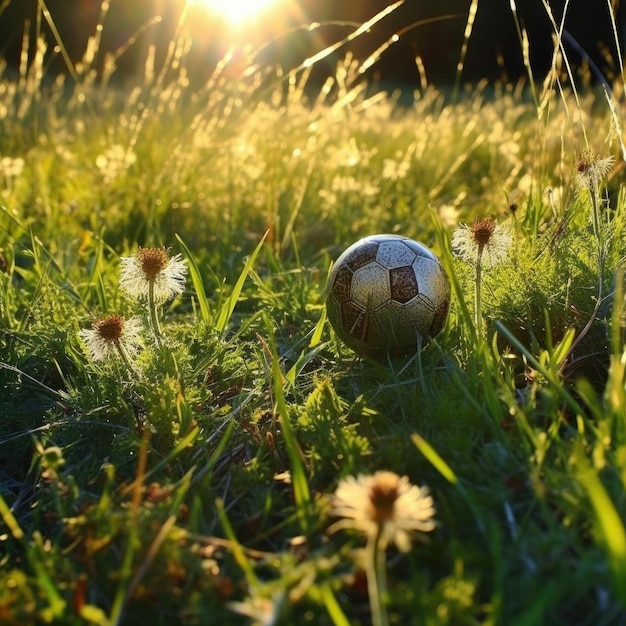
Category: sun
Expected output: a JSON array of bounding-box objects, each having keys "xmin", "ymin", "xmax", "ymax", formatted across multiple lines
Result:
[{"xmin": 187, "ymin": 0, "xmax": 280, "ymax": 26}]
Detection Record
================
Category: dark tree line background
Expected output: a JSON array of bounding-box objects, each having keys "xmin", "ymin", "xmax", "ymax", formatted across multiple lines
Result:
[{"xmin": 0, "ymin": 0, "xmax": 623, "ymax": 87}]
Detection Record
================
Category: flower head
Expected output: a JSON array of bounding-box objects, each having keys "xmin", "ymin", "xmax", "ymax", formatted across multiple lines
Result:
[
  {"xmin": 328, "ymin": 471, "xmax": 436, "ymax": 552},
  {"xmin": 451, "ymin": 217, "xmax": 512, "ymax": 268},
  {"xmin": 228, "ymin": 590, "xmax": 286, "ymax": 626},
  {"xmin": 575, "ymin": 150, "xmax": 615, "ymax": 190},
  {"xmin": 79, "ymin": 314, "xmax": 143, "ymax": 362},
  {"xmin": 119, "ymin": 247, "xmax": 187, "ymax": 304}
]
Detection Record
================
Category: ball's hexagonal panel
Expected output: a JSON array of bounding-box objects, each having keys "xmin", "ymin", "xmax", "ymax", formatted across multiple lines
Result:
[
  {"xmin": 389, "ymin": 266, "xmax": 419, "ymax": 304},
  {"xmin": 340, "ymin": 300, "xmax": 367, "ymax": 340},
  {"xmin": 376, "ymin": 240, "xmax": 416, "ymax": 269},
  {"xmin": 351, "ymin": 262, "xmax": 390, "ymax": 310},
  {"xmin": 412, "ymin": 257, "xmax": 450, "ymax": 304},
  {"xmin": 402, "ymin": 238, "xmax": 438, "ymax": 262}
]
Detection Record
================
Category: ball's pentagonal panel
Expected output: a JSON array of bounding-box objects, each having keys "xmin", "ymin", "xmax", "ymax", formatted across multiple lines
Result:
[
  {"xmin": 389, "ymin": 266, "xmax": 419, "ymax": 304},
  {"xmin": 346, "ymin": 241, "xmax": 380, "ymax": 271},
  {"xmin": 325, "ymin": 234, "xmax": 450, "ymax": 360},
  {"xmin": 332, "ymin": 265, "xmax": 353, "ymax": 303},
  {"xmin": 430, "ymin": 299, "xmax": 450, "ymax": 337}
]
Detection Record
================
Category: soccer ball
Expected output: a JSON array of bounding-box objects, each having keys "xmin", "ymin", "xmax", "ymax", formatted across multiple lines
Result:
[{"xmin": 325, "ymin": 234, "xmax": 450, "ymax": 359}]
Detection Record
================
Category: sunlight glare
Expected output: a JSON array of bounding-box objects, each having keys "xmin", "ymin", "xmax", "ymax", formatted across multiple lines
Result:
[{"xmin": 188, "ymin": 0, "xmax": 281, "ymax": 27}]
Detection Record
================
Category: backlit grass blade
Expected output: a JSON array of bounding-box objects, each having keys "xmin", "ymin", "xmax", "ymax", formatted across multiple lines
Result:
[
  {"xmin": 319, "ymin": 581, "xmax": 351, "ymax": 626},
  {"xmin": 216, "ymin": 497, "xmax": 258, "ymax": 588},
  {"xmin": 309, "ymin": 305, "xmax": 327, "ymax": 348},
  {"xmin": 0, "ymin": 493, "xmax": 24, "ymax": 540},
  {"xmin": 495, "ymin": 320, "xmax": 584, "ymax": 417},
  {"xmin": 285, "ymin": 342, "xmax": 329, "ymax": 387},
  {"xmin": 37, "ymin": 0, "xmax": 78, "ymax": 82},
  {"xmin": 216, "ymin": 231, "xmax": 268, "ymax": 334},
  {"xmin": 296, "ymin": 1, "xmax": 404, "ymax": 71},
  {"xmin": 30, "ymin": 553, "xmax": 67, "ymax": 618},
  {"xmin": 411, "ymin": 433, "xmax": 457, "ymax": 485},
  {"xmin": 454, "ymin": 0, "xmax": 479, "ymax": 98},
  {"xmin": 176, "ymin": 234, "xmax": 211, "ymax": 326},
  {"xmin": 574, "ymin": 444, "xmax": 626, "ymax": 599},
  {"xmin": 412, "ymin": 433, "xmax": 488, "ymax": 537},
  {"xmin": 265, "ymin": 313, "xmax": 313, "ymax": 535},
  {"xmin": 120, "ymin": 426, "xmax": 201, "ymax": 498}
]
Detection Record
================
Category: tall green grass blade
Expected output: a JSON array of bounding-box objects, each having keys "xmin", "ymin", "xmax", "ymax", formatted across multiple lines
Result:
[
  {"xmin": 310, "ymin": 305, "xmax": 327, "ymax": 348},
  {"xmin": 216, "ymin": 231, "xmax": 268, "ymax": 334},
  {"xmin": 454, "ymin": 0, "xmax": 479, "ymax": 98},
  {"xmin": 285, "ymin": 342, "xmax": 329, "ymax": 388},
  {"xmin": 319, "ymin": 581, "xmax": 351, "ymax": 626},
  {"xmin": 1, "ymin": 496, "xmax": 66, "ymax": 618},
  {"xmin": 30, "ymin": 551, "xmax": 67, "ymax": 618},
  {"xmin": 494, "ymin": 320, "xmax": 584, "ymax": 417},
  {"xmin": 431, "ymin": 215, "xmax": 477, "ymax": 344},
  {"xmin": 574, "ymin": 443, "xmax": 626, "ymax": 599},
  {"xmin": 411, "ymin": 433, "xmax": 457, "ymax": 485},
  {"xmin": 412, "ymin": 433, "xmax": 488, "ymax": 537},
  {"xmin": 216, "ymin": 497, "xmax": 258, "ymax": 588},
  {"xmin": 265, "ymin": 314, "xmax": 313, "ymax": 535},
  {"xmin": 121, "ymin": 426, "xmax": 201, "ymax": 497},
  {"xmin": 297, "ymin": 1, "xmax": 404, "ymax": 71},
  {"xmin": 175, "ymin": 234, "xmax": 211, "ymax": 326},
  {"xmin": 0, "ymin": 493, "xmax": 24, "ymax": 540}
]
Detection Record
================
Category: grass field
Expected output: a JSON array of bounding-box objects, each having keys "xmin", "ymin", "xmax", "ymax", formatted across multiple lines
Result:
[{"xmin": 2, "ymin": 1, "xmax": 626, "ymax": 624}]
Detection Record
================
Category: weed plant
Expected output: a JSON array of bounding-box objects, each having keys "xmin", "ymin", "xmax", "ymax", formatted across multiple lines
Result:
[{"xmin": 1, "ymin": 0, "xmax": 626, "ymax": 624}]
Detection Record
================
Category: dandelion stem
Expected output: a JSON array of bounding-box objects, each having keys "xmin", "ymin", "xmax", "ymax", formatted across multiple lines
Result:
[
  {"xmin": 148, "ymin": 279, "xmax": 164, "ymax": 347},
  {"xmin": 565, "ymin": 169, "xmax": 607, "ymax": 367},
  {"xmin": 589, "ymin": 172, "xmax": 602, "ymax": 244},
  {"xmin": 367, "ymin": 524, "xmax": 390, "ymax": 626},
  {"xmin": 114, "ymin": 341, "xmax": 141, "ymax": 378},
  {"xmin": 474, "ymin": 249, "xmax": 484, "ymax": 334}
]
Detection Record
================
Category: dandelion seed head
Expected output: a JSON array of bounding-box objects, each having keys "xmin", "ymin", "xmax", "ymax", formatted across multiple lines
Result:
[
  {"xmin": 119, "ymin": 247, "xmax": 188, "ymax": 303},
  {"xmin": 94, "ymin": 314, "xmax": 125, "ymax": 342},
  {"xmin": 368, "ymin": 471, "xmax": 403, "ymax": 523},
  {"xmin": 228, "ymin": 590, "xmax": 285, "ymax": 626},
  {"xmin": 79, "ymin": 314, "xmax": 143, "ymax": 362},
  {"xmin": 470, "ymin": 217, "xmax": 496, "ymax": 248},
  {"xmin": 452, "ymin": 217, "xmax": 512, "ymax": 268},
  {"xmin": 137, "ymin": 247, "xmax": 170, "ymax": 279},
  {"xmin": 329, "ymin": 471, "xmax": 436, "ymax": 552},
  {"xmin": 575, "ymin": 150, "xmax": 615, "ymax": 188}
]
